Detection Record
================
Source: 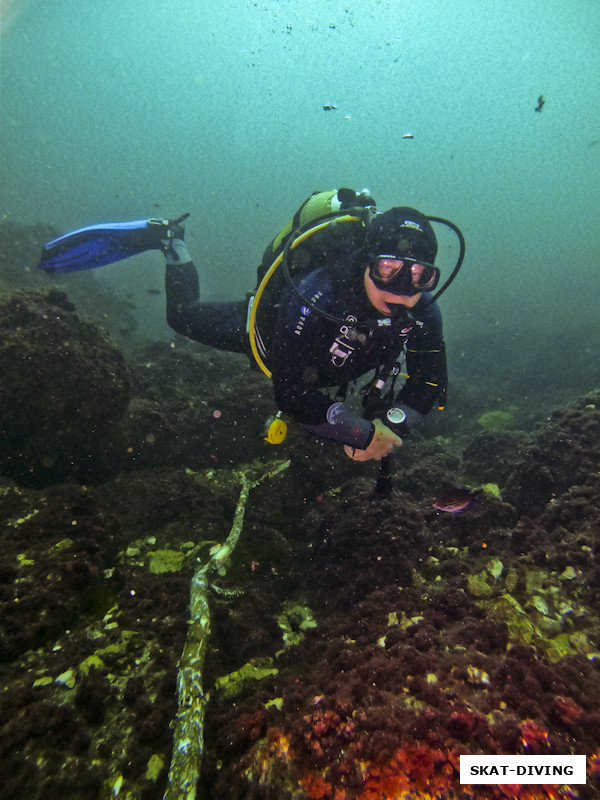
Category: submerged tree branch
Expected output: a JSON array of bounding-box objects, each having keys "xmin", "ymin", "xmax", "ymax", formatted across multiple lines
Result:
[{"xmin": 163, "ymin": 460, "xmax": 290, "ymax": 800}]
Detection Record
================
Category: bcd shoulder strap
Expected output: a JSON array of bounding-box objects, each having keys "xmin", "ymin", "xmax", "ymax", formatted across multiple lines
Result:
[{"xmin": 248, "ymin": 189, "xmax": 375, "ymax": 377}]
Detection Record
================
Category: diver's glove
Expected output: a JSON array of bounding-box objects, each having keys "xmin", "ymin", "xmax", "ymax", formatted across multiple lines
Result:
[{"xmin": 302, "ymin": 401, "xmax": 374, "ymax": 449}]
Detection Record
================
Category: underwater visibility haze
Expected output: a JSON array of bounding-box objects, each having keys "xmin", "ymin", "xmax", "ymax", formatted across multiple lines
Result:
[
  {"xmin": 2, "ymin": 0, "xmax": 599, "ymax": 348},
  {"xmin": 1, "ymin": 1, "xmax": 600, "ymax": 798}
]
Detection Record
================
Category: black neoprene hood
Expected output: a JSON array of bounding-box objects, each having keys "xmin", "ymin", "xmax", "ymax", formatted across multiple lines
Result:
[{"xmin": 364, "ymin": 207, "xmax": 438, "ymax": 264}]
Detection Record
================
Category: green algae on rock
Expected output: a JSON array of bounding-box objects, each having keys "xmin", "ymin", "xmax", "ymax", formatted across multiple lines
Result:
[
  {"xmin": 215, "ymin": 658, "xmax": 279, "ymax": 699},
  {"xmin": 277, "ymin": 601, "xmax": 317, "ymax": 648},
  {"xmin": 477, "ymin": 409, "xmax": 516, "ymax": 431},
  {"xmin": 147, "ymin": 549, "xmax": 187, "ymax": 574}
]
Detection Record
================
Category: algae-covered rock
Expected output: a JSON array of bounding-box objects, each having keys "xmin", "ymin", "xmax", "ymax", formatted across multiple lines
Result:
[
  {"xmin": 265, "ymin": 697, "xmax": 283, "ymax": 711},
  {"xmin": 0, "ymin": 289, "xmax": 130, "ymax": 486},
  {"xmin": 504, "ymin": 567, "xmax": 519, "ymax": 593},
  {"xmin": 55, "ymin": 668, "xmax": 76, "ymax": 688},
  {"xmin": 215, "ymin": 658, "xmax": 278, "ymax": 699},
  {"xmin": 145, "ymin": 754, "xmax": 165, "ymax": 782},
  {"xmin": 560, "ymin": 566, "xmax": 578, "ymax": 580},
  {"xmin": 545, "ymin": 634, "xmax": 575, "ymax": 663},
  {"xmin": 486, "ymin": 558, "xmax": 504, "ymax": 580},
  {"xmin": 481, "ymin": 593, "xmax": 539, "ymax": 644},
  {"xmin": 570, "ymin": 631, "xmax": 593, "ymax": 654},
  {"xmin": 33, "ymin": 676, "xmax": 54, "ymax": 688},
  {"xmin": 481, "ymin": 483, "xmax": 502, "ymax": 500},
  {"xmin": 277, "ymin": 601, "xmax": 317, "ymax": 648},
  {"xmin": 477, "ymin": 410, "xmax": 516, "ymax": 431},
  {"xmin": 529, "ymin": 595, "xmax": 549, "ymax": 615},
  {"xmin": 95, "ymin": 630, "xmax": 145, "ymax": 665},
  {"xmin": 48, "ymin": 538, "xmax": 74, "ymax": 555},
  {"xmin": 525, "ymin": 569, "xmax": 545, "ymax": 595},
  {"xmin": 79, "ymin": 655, "xmax": 105, "ymax": 675},
  {"xmin": 147, "ymin": 549, "xmax": 186, "ymax": 574},
  {"xmin": 466, "ymin": 570, "xmax": 495, "ymax": 598}
]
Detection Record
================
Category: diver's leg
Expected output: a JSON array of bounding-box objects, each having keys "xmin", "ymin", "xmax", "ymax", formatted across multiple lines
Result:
[{"xmin": 165, "ymin": 242, "xmax": 248, "ymax": 355}]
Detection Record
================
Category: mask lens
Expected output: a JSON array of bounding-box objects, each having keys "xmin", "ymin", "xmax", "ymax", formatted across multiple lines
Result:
[
  {"xmin": 370, "ymin": 256, "xmax": 440, "ymax": 294},
  {"xmin": 410, "ymin": 262, "xmax": 439, "ymax": 290},
  {"xmin": 372, "ymin": 257, "xmax": 404, "ymax": 283}
]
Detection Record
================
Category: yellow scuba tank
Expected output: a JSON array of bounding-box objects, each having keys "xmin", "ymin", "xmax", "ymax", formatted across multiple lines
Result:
[
  {"xmin": 264, "ymin": 411, "xmax": 287, "ymax": 444},
  {"xmin": 268, "ymin": 190, "xmax": 341, "ymax": 257}
]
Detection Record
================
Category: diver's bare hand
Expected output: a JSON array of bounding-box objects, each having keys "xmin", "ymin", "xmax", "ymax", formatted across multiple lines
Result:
[{"xmin": 344, "ymin": 419, "xmax": 402, "ymax": 462}]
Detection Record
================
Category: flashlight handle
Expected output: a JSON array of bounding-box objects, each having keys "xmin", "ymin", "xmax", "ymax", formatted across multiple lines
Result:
[{"xmin": 375, "ymin": 453, "xmax": 393, "ymax": 495}]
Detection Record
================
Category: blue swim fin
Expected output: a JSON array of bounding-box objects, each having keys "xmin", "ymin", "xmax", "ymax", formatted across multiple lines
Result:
[{"xmin": 38, "ymin": 213, "xmax": 189, "ymax": 273}]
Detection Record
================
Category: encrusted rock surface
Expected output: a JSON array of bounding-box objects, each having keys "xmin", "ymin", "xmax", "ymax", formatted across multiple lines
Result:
[{"xmin": 0, "ymin": 289, "xmax": 130, "ymax": 486}]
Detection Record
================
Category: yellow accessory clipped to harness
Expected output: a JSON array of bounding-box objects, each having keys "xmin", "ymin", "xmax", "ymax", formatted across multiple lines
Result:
[{"xmin": 264, "ymin": 412, "xmax": 287, "ymax": 444}]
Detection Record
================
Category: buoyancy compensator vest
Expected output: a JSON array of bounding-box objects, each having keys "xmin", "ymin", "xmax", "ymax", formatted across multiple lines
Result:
[{"xmin": 247, "ymin": 188, "xmax": 377, "ymax": 377}]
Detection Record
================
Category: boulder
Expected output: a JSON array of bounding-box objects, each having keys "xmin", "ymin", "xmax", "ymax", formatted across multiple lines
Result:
[{"xmin": 0, "ymin": 288, "xmax": 130, "ymax": 485}]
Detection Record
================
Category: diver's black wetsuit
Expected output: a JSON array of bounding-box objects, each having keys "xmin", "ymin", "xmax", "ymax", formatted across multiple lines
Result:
[{"xmin": 166, "ymin": 255, "xmax": 446, "ymax": 449}]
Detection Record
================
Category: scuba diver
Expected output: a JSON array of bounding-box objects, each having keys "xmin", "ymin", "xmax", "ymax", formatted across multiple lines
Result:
[
  {"xmin": 38, "ymin": 187, "xmax": 465, "ymax": 467},
  {"xmin": 162, "ymin": 188, "xmax": 462, "ymax": 463}
]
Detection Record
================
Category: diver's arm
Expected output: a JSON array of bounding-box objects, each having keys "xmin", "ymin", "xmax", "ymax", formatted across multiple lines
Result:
[
  {"xmin": 301, "ymin": 405, "xmax": 401, "ymax": 459},
  {"xmin": 271, "ymin": 367, "xmax": 376, "ymax": 449},
  {"xmin": 272, "ymin": 363, "xmax": 401, "ymax": 457},
  {"xmin": 299, "ymin": 402, "xmax": 375, "ymax": 449},
  {"xmin": 394, "ymin": 298, "xmax": 447, "ymax": 417}
]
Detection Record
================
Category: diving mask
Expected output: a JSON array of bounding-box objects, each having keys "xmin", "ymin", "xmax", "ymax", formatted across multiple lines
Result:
[{"xmin": 368, "ymin": 255, "xmax": 440, "ymax": 296}]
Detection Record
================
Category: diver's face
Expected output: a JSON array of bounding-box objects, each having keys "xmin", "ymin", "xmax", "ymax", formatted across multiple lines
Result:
[{"xmin": 363, "ymin": 268, "xmax": 422, "ymax": 313}]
